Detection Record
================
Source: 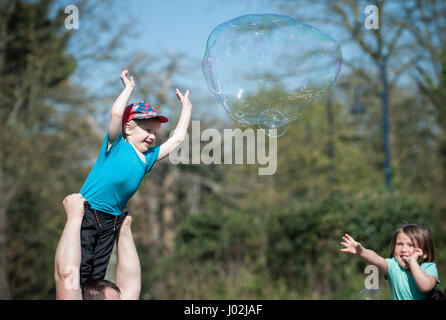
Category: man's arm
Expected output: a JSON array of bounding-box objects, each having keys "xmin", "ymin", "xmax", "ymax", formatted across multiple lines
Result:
[
  {"xmin": 115, "ymin": 215, "xmax": 141, "ymax": 300},
  {"xmin": 108, "ymin": 69, "xmax": 135, "ymax": 148},
  {"xmin": 157, "ymin": 88, "xmax": 192, "ymax": 161},
  {"xmin": 54, "ymin": 194, "xmax": 85, "ymax": 300}
]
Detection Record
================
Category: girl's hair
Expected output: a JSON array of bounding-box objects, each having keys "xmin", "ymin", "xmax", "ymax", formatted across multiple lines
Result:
[{"xmin": 388, "ymin": 223, "xmax": 435, "ymax": 263}]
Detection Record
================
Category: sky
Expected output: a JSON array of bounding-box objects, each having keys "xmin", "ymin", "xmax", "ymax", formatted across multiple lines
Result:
[
  {"xmin": 59, "ymin": 0, "xmax": 324, "ymax": 124},
  {"xmin": 126, "ymin": 0, "xmax": 287, "ymax": 60},
  {"xmin": 124, "ymin": 1, "xmax": 300, "ymax": 121},
  {"xmin": 57, "ymin": 0, "xmax": 360, "ymax": 127},
  {"xmin": 124, "ymin": 0, "xmax": 303, "ymax": 105}
]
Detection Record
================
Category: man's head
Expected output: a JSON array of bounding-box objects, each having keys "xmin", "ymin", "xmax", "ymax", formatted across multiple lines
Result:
[{"xmin": 82, "ymin": 279, "xmax": 121, "ymax": 300}]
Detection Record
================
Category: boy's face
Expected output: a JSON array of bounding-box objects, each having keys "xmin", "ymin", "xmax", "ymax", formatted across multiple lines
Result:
[
  {"xmin": 394, "ymin": 232, "xmax": 416, "ymax": 269},
  {"xmin": 125, "ymin": 118, "xmax": 161, "ymax": 153}
]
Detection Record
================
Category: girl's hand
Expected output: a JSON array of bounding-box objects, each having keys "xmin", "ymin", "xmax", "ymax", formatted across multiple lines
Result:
[
  {"xmin": 340, "ymin": 234, "xmax": 363, "ymax": 255},
  {"xmin": 120, "ymin": 69, "xmax": 135, "ymax": 89},
  {"xmin": 403, "ymin": 248, "xmax": 423, "ymax": 265},
  {"xmin": 176, "ymin": 88, "xmax": 192, "ymax": 110}
]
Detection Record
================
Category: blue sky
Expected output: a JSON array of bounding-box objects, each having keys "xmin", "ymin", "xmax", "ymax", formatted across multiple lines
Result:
[
  {"xmin": 60, "ymin": 0, "xmax": 330, "ymax": 124},
  {"xmin": 126, "ymin": 0, "xmax": 286, "ymax": 60},
  {"xmin": 122, "ymin": 1, "xmax": 353, "ymax": 124},
  {"xmin": 57, "ymin": 0, "xmax": 358, "ymax": 126},
  {"xmin": 125, "ymin": 1, "xmax": 297, "ymax": 118}
]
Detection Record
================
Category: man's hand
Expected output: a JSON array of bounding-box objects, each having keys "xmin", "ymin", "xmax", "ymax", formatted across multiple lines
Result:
[
  {"xmin": 116, "ymin": 214, "xmax": 141, "ymax": 300},
  {"xmin": 176, "ymin": 88, "xmax": 192, "ymax": 110},
  {"xmin": 62, "ymin": 194, "xmax": 85, "ymax": 221},
  {"xmin": 56, "ymin": 193, "xmax": 85, "ymax": 300},
  {"xmin": 340, "ymin": 234, "xmax": 363, "ymax": 255},
  {"xmin": 120, "ymin": 69, "xmax": 135, "ymax": 90}
]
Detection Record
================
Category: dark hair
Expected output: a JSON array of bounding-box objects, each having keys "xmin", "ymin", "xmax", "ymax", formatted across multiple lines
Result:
[
  {"xmin": 388, "ymin": 223, "xmax": 435, "ymax": 263},
  {"xmin": 428, "ymin": 288, "xmax": 446, "ymax": 300},
  {"xmin": 82, "ymin": 279, "xmax": 121, "ymax": 300}
]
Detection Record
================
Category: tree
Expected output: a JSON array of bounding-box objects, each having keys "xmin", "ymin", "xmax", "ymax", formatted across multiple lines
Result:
[
  {"xmin": 0, "ymin": 0, "xmax": 129, "ymax": 298},
  {"xmin": 399, "ymin": 0, "xmax": 446, "ymax": 186},
  {"xmin": 0, "ymin": 0, "xmax": 78, "ymax": 297}
]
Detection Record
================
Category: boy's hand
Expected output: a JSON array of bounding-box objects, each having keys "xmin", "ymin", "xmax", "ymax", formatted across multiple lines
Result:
[
  {"xmin": 120, "ymin": 69, "xmax": 135, "ymax": 90},
  {"xmin": 340, "ymin": 234, "xmax": 363, "ymax": 255},
  {"xmin": 62, "ymin": 193, "xmax": 85, "ymax": 221},
  {"xmin": 176, "ymin": 88, "xmax": 192, "ymax": 110},
  {"xmin": 403, "ymin": 248, "xmax": 423, "ymax": 265}
]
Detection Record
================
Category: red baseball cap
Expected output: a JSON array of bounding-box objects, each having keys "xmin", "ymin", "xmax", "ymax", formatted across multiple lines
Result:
[{"xmin": 122, "ymin": 101, "xmax": 168, "ymax": 127}]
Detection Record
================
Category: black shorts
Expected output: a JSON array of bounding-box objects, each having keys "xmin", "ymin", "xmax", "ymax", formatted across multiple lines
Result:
[{"xmin": 80, "ymin": 202, "xmax": 127, "ymax": 287}]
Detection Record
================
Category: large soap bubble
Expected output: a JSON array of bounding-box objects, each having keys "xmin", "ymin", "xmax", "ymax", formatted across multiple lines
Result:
[{"xmin": 202, "ymin": 14, "xmax": 342, "ymax": 137}]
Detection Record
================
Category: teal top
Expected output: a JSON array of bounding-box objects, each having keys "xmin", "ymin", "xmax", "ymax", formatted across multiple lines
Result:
[
  {"xmin": 80, "ymin": 133, "xmax": 160, "ymax": 216},
  {"xmin": 384, "ymin": 257, "xmax": 440, "ymax": 300}
]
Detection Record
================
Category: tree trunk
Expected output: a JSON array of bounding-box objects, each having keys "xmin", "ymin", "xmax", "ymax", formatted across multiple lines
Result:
[
  {"xmin": 161, "ymin": 166, "xmax": 179, "ymax": 254},
  {"xmin": 0, "ymin": 167, "xmax": 11, "ymax": 298},
  {"xmin": 189, "ymin": 174, "xmax": 200, "ymax": 215},
  {"xmin": 326, "ymin": 91, "xmax": 335, "ymax": 191},
  {"xmin": 380, "ymin": 57, "xmax": 392, "ymax": 190}
]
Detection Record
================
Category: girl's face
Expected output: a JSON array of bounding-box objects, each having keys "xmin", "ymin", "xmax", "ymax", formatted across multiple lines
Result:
[{"xmin": 394, "ymin": 232, "xmax": 417, "ymax": 269}]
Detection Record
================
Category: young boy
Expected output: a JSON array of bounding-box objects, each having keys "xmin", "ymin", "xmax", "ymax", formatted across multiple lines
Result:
[{"xmin": 79, "ymin": 69, "xmax": 192, "ymax": 287}]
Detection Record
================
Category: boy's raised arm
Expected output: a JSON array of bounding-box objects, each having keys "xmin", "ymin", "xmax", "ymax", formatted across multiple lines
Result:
[
  {"xmin": 157, "ymin": 88, "xmax": 192, "ymax": 161},
  {"xmin": 108, "ymin": 69, "xmax": 135, "ymax": 148}
]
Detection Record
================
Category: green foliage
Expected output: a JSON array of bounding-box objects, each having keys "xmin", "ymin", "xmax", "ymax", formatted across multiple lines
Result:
[
  {"xmin": 0, "ymin": 0, "xmax": 97, "ymax": 298},
  {"xmin": 151, "ymin": 190, "xmax": 445, "ymax": 299},
  {"xmin": 175, "ymin": 209, "xmax": 263, "ymax": 264},
  {"xmin": 265, "ymin": 190, "xmax": 442, "ymax": 297},
  {"xmin": 7, "ymin": 187, "xmax": 59, "ymax": 299}
]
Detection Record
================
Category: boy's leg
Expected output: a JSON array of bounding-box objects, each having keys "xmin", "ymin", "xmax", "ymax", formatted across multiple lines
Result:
[
  {"xmin": 80, "ymin": 203, "xmax": 100, "ymax": 287},
  {"xmin": 90, "ymin": 212, "xmax": 127, "ymax": 281}
]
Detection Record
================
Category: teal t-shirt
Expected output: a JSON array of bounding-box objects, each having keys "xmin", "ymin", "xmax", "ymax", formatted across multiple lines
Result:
[
  {"xmin": 384, "ymin": 257, "xmax": 440, "ymax": 300},
  {"xmin": 80, "ymin": 132, "xmax": 160, "ymax": 216}
]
